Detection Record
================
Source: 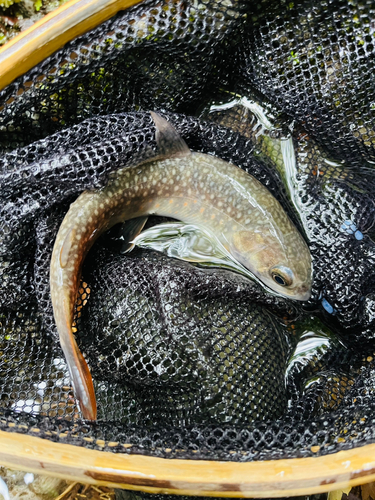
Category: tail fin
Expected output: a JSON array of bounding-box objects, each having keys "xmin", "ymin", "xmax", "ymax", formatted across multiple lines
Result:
[{"xmin": 59, "ymin": 299, "xmax": 97, "ymax": 421}]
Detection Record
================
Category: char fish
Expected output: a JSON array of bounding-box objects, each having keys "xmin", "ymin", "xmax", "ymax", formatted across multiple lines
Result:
[{"xmin": 50, "ymin": 112, "xmax": 312, "ymax": 420}]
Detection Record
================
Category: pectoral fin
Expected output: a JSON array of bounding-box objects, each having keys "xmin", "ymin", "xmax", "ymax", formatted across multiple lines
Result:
[
  {"xmin": 150, "ymin": 112, "xmax": 191, "ymax": 158},
  {"xmin": 132, "ymin": 222, "xmax": 257, "ymax": 282},
  {"xmin": 133, "ymin": 221, "xmax": 215, "ymax": 262},
  {"xmin": 119, "ymin": 216, "xmax": 149, "ymax": 253}
]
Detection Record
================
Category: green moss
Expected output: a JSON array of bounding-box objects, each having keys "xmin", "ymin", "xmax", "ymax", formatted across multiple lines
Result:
[
  {"xmin": 288, "ymin": 50, "xmax": 300, "ymax": 65},
  {"xmin": 0, "ymin": 0, "xmax": 20, "ymax": 8}
]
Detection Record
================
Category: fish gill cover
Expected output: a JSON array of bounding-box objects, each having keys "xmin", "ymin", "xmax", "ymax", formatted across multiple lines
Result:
[{"xmin": 0, "ymin": 0, "xmax": 375, "ymax": 463}]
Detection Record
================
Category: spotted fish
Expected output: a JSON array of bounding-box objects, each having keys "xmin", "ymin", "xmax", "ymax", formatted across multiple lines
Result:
[{"xmin": 50, "ymin": 112, "xmax": 312, "ymax": 420}]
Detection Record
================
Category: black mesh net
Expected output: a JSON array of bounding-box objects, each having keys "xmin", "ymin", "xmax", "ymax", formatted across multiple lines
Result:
[{"xmin": 1, "ymin": 0, "xmax": 375, "ymax": 468}]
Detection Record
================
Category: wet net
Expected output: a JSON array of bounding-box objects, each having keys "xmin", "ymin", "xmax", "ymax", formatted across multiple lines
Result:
[{"xmin": 1, "ymin": 0, "xmax": 375, "ymax": 469}]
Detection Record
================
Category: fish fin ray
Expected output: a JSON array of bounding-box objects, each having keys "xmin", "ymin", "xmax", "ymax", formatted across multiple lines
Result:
[
  {"xmin": 73, "ymin": 342, "xmax": 97, "ymax": 421},
  {"xmin": 120, "ymin": 216, "xmax": 149, "ymax": 253},
  {"xmin": 151, "ymin": 111, "xmax": 191, "ymax": 158}
]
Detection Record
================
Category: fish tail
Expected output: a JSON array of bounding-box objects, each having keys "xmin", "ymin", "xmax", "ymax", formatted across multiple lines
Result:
[{"xmin": 59, "ymin": 296, "xmax": 97, "ymax": 421}]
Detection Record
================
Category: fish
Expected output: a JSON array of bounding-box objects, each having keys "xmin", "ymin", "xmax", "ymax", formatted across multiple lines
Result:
[{"xmin": 50, "ymin": 112, "xmax": 312, "ymax": 420}]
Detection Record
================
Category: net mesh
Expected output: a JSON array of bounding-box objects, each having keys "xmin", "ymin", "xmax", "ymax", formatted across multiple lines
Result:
[{"xmin": 1, "ymin": 0, "xmax": 375, "ymax": 467}]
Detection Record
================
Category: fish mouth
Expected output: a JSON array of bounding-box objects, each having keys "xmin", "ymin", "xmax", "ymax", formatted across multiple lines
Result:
[
  {"xmin": 292, "ymin": 285, "xmax": 311, "ymax": 301},
  {"xmin": 261, "ymin": 275, "xmax": 311, "ymax": 301}
]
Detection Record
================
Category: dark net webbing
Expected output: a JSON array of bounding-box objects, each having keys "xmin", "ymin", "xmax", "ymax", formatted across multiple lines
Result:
[{"xmin": 1, "ymin": 0, "xmax": 375, "ymax": 464}]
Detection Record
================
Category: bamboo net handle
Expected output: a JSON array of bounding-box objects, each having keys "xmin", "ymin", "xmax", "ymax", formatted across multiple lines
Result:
[{"xmin": 0, "ymin": 0, "xmax": 143, "ymax": 91}]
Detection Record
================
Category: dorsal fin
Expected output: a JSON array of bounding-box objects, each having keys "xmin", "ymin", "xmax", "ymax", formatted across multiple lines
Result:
[{"xmin": 150, "ymin": 111, "xmax": 191, "ymax": 158}]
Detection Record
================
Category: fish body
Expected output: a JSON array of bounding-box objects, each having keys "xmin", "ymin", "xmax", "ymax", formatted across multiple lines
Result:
[{"xmin": 50, "ymin": 112, "xmax": 312, "ymax": 420}]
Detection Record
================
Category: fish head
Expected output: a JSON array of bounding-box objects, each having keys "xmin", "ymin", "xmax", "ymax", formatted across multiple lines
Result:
[{"xmin": 230, "ymin": 227, "xmax": 312, "ymax": 301}]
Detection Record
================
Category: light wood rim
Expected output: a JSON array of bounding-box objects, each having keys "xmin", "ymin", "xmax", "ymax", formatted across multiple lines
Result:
[
  {"xmin": 0, "ymin": 430, "xmax": 375, "ymax": 496},
  {"xmin": 0, "ymin": 0, "xmax": 143, "ymax": 92},
  {"xmin": 0, "ymin": 0, "xmax": 374, "ymax": 496}
]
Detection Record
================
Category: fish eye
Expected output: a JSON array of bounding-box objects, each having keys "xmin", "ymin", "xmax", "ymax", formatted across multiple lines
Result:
[{"xmin": 270, "ymin": 266, "xmax": 294, "ymax": 287}]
